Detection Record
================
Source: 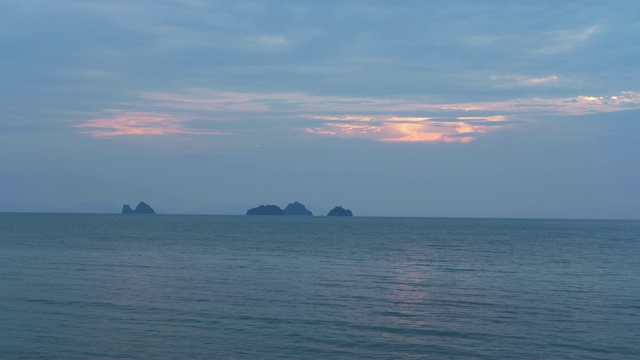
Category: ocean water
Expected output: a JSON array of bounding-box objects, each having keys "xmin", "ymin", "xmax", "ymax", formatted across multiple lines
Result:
[{"xmin": 1, "ymin": 214, "xmax": 639, "ymax": 359}]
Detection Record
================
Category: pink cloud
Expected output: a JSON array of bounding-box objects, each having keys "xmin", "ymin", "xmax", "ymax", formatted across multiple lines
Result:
[
  {"xmin": 74, "ymin": 110, "xmax": 222, "ymax": 138},
  {"xmin": 75, "ymin": 89, "xmax": 640, "ymax": 144},
  {"xmin": 378, "ymin": 120, "xmax": 495, "ymax": 143},
  {"xmin": 305, "ymin": 115, "xmax": 504, "ymax": 143}
]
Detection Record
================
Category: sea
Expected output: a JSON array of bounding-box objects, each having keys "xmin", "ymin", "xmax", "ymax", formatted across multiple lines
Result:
[{"xmin": 1, "ymin": 213, "xmax": 639, "ymax": 359}]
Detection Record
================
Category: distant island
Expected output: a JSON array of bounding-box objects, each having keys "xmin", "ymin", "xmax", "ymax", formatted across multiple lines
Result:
[
  {"xmin": 246, "ymin": 204, "xmax": 284, "ymax": 215},
  {"xmin": 284, "ymin": 202, "xmax": 313, "ymax": 216},
  {"xmin": 246, "ymin": 202, "xmax": 352, "ymax": 216},
  {"xmin": 246, "ymin": 201, "xmax": 313, "ymax": 216},
  {"xmin": 122, "ymin": 201, "xmax": 155, "ymax": 214},
  {"xmin": 327, "ymin": 206, "xmax": 353, "ymax": 216}
]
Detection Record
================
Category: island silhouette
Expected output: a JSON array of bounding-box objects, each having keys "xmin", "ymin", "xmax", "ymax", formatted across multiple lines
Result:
[
  {"xmin": 284, "ymin": 202, "xmax": 313, "ymax": 216},
  {"xmin": 246, "ymin": 202, "xmax": 313, "ymax": 216},
  {"xmin": 246, "ymin": 202, "xmax": 353, "ymax": 216},
  {"xmin": 117, "ymin": 200, "xmax": 352, "ymax": 216},
  {"xmin": 246, "ymin": 204, "xmax": 285, "ymax": 216},
  {"xmin": 122, "ymin": 201, "xmax": 155, "ymax": 214},
  {"xmin": 327, "ymin": 206, "xmax": 353, "ymax": 216}
]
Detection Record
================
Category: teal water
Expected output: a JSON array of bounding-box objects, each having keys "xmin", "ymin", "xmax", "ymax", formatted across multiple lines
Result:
[{"xmin": 1, "ymin": 214, "xmax": 639, "ymax": 359}]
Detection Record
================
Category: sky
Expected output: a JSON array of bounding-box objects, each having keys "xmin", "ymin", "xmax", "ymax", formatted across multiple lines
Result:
[{"xmin": 2, "ymin": 0, "xmax": 640, "ymax": 218}]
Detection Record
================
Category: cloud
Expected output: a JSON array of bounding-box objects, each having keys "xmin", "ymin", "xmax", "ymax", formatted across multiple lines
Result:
[
  {"xmin": 306, "ymin": 115, "xmax": 504, "ymax": 143},
  {"xmin": 244, "ymin": 35, "xmax": 290, "ymax": 52},
  {"xmin": 491, "ymin": 74, "xmax": 560, "ymax": 87},
  {"xmin": 305, "ymin": 115, "xmax": 376, "ymax": 122},
  {"xmin": 74, "ymin": 110, "xmax": 222, "ymax": 137},
  {"xmin": 471, "ymin": 91, "xmax": 640, "ymax": 115},
  {"xmin": 537, "ymin": 25, "xmax": 601, "ymax": 54},
  {"xmin": 456, "ymin": 116, "xmax": 507, "ymax": 122},
  {"xmin": 381, "ymin": 122, "xmax": 479, "ymax": 143},
  {"xmin": 73, "ymin": 89, "xmax": 640, "ymax": 143}
]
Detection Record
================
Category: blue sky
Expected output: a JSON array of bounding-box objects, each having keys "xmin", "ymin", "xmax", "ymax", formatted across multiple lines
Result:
[{"xmin": 2, "ymin": 1, "xmax": 640, "ymax": 218}]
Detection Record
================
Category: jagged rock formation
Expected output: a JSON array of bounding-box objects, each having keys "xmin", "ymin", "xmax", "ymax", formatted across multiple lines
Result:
[
  {"xmin": 246, "ymin": 204, "xmax": 284, "ymax": 215},
  {"xmin": 283, "ymin": 201, "xmax": 313, "ymax": 216},
  {"xmin": 122, "ymin": 201, "xmax": 156, "ymax": 214},
  {"xmin": 327, "ymin": 206, "xmax": 353, "ymax": 217}
]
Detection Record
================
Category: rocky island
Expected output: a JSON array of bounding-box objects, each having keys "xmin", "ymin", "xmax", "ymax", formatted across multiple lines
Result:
[
  {"xmin": 246, "ymin": 201, "xmax": 313, "ymax": 216},
  {"xmin": 283, "ymin": 202, "xmax": 313, "ymax": 216},
  {"xmin": 327, "ymin": 206, "xmax": 353, "ymax": 216},
  {"xmin": 122, "ymin": 201, "xmax": 156, "ymax": 214},
  {"xmin": 246, "ymin": 202, "xmax": 352, "ymax": 216},
  {"xmin": 246, "ymin": 204, "xmax": 284, "ymax": 215}
]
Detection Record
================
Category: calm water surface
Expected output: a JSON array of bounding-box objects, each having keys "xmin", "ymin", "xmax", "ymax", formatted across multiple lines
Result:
[{"xmin": 1, "ymin": 214, "xmax": 639, "ymax": 359}]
